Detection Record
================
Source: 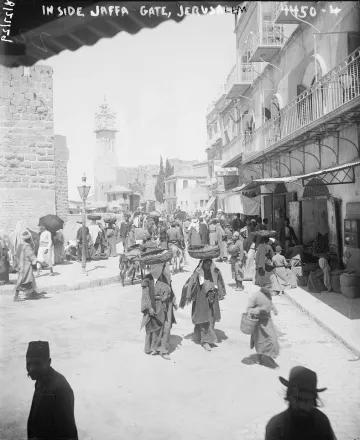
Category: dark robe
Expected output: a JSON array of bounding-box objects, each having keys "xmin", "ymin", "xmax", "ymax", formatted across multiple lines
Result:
[
  {"xmin": 265, "ymin": 407, "xmax": 337, "ymax": 440},
  {"xmin": 28, "ymin": 366, "xmax": 78, "ymax": 440},
  {"xmin": 199, "ymin": 223, "xmax": 209, "ymax": 245}
]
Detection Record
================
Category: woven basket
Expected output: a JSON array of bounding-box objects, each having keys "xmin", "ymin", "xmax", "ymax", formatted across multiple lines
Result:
[
  {"xmin": 188, "ymin": 245, "xmax": 220, "ymax": 260},
  {"xmin": 240, "ymin": 313, "xmax": 259, "ymax": 335},
  {"xmin": 141, "ymin": 249, "xmax": 172, "ymax": 265}
]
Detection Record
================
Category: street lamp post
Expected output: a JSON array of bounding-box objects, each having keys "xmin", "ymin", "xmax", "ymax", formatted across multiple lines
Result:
[{"xmin": 77, "ymin": 173, "xmax": 91, "ymax": 275}]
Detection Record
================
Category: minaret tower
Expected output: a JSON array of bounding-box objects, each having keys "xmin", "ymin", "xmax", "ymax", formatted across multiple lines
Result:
[{"xmin": 93, "ymin": 97, "xmax": 118, "ymax": 202}]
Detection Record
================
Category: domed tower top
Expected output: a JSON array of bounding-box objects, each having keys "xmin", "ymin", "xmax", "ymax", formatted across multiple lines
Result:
[{"xmin": 94, "ymin": 96, "xmax": 118, "ymax": 132}]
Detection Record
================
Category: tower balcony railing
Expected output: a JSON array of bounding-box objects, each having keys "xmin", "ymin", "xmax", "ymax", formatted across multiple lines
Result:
[
  {"xmin": 225, "ymin": 63, "xmax": 258, "ymax": 98},
  {"xmin": 247, "ymin": 21, "xmax": 285, "ymax": 62},
  {"xmin": 243, "ymin": 47, "xmax": 360, "ymax": 159}
]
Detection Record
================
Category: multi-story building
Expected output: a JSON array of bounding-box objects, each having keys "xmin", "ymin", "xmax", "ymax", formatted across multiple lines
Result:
[
  {"xmin": 164, "ymin": 163, "xmax": 209, "ymax": 214},
  {"xmin": 207, "ymin": 1, "xmax": 360, "ymax": 270}
]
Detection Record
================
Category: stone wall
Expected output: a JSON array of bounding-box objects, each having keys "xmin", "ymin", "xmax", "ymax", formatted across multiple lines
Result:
[
  {"xmin": 0, "ymin": 64, "xmax": 56, "ymax": 233},
  {"xmin": 54, "ymin": 135, "xmax": 69, "ymax": 222}
]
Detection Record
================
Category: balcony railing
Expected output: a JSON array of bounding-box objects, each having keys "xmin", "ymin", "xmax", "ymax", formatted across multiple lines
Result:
[
  {"xmin": 247, "ymin": 21, "xmax": 285, "ymax": 62},
  {"xmin": 206, "ymin": 130, "xmax": 222, "ymax": 149},
  {"xmin": 222, "ymin": 135, "xmax": 243, "ymax": 164},
  {"xmin": 206, "ymin": 84, "xmax": 226, "ymax": 115},
  {"xmin": 244, "ymin": 47, "xmax": 360, "ymax": 159},
  {"xmin": 226, "ymin": 63, "xmax": 258, "ymax": 98}
]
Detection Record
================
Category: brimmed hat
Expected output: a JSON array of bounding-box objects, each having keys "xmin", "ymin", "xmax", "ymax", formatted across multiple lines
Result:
[
  {"xmin": 279, "ymin": 366, "xmax": 327, "ymax": 394},
  {"xmin": 26, "ymin": 341, "xmax": 50, "ymax": 359},
  {"xmin": 275, "ymin": 246, "xmax": 282, "ymax": 252}
]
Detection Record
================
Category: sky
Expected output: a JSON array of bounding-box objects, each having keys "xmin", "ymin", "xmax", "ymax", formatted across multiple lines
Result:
[{"xmin": 43, "ymin": 12, "xmax": 235, "ymax": 199}]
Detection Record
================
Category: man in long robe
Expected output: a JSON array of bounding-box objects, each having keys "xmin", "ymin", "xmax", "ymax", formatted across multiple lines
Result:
[{"xmin": 26, "ymin": 341, "xmax": 78, "ymax": 440}]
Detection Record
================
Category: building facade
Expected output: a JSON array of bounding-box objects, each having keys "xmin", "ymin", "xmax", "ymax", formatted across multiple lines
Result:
[
  {"xmin": 165, "ymin": 164, "xmax": 209, "ymax": 214},
  {"xmin": 0, "ymin": 65, "xmax": 69, "ymax": 233},
  {"xmin": 206, "ymin": 1, "xmax": 360, "ymax": 269}
]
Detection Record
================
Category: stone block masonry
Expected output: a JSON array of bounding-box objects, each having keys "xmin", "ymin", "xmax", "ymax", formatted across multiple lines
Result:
[
  {"xmin": 54, "ymin": 135, "xmax": 69, "ymax": 223},
  {"xmin": 0, "ymin": 65, "xmax": 68, "ymax": 233}
]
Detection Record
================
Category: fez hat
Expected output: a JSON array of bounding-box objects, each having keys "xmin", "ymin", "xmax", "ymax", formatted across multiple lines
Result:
[
  {"xmin": 279, "ymin": 366, "xmax": 327, "ymax": 394},
  {"xmin": 275, "ymin": 246, "xmax": 282, "ymax": 252},
  {"xmin": 26, "ymin": 341, "xmax": 50, "ymax": 358},
  {"xmin": 22, "ymin": 230, "xmax": 32, "ymax": 240}
]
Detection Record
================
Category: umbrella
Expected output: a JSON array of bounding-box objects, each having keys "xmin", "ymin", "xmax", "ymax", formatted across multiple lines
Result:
[
  {"xmin": 149, "ymin": 211, "xmax": 161, "ymax": 217},
  {"xmin": 38, "ymin": 214, "xmax": 64, "ymax": 233}
]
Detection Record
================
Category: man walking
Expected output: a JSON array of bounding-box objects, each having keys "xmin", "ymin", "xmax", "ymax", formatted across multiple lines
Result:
[
  {"xmin": 232, "ymin": 213, "xmax": 242, "ymax": 232},
  {"xmin": 280, "ymin": 218, "xmax": 299, "ymax": 257},
  {"xmin": 120, "ymin": 215, "xmax": 131, "ymax": 252},
  {"xmin": 26, "ymin": 341, "xmax": 78, "ymax": 440},
  {"xmin": 265, "ymin": 366, "xmax": 336, "ymax": 440},
  {"xmin": 199, "ymin": 217, "xmax": 209, "ymax": 245},
  {"xmin": 228, "ymin": 231, "xmax": 245, "ymax": 291}
]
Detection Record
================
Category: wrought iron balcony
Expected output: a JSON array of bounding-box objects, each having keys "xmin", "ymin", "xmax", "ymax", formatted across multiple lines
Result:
[
  {"xmin": 247, "ymin": 21, "xmax": 285, "ymax": 62},
  {"xmin": 226, "ymin": 64, "xmax": 258, "ymax": 98},
  {"xmin": 243, "ymin": 47, "xmax": 360, "ymax": 160}
]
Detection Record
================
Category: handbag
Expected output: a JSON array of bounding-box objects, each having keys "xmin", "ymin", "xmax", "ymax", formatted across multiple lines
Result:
[{"xmin": 240, "ymin": 313, "xmax": 259, "ymax": 335}]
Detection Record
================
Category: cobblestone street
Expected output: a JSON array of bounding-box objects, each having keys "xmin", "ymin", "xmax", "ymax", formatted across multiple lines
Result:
[{"xmin": 1, "ymin": 260, "xmax": 360, "ymax": 440}]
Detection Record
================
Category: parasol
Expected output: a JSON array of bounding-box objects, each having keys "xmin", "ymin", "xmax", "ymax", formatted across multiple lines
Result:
[
  {"xmin": 38, "ymin": 214, "xmax": 64, "ymax": 233},
  {"xmin": 149, "ymin": 211, "xmax": 161, "ymax": 217}
]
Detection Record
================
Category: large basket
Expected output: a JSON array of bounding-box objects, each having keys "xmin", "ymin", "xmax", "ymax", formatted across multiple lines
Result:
[
  {"xmin": 240, "ymin": 313, "xmax": 259, "ymax": 335},
  {"xmin": 188, "ymin": 245, "xmax": 220, "ymax": 260},
  {"xmin": 103, "ymin": 215, "xmax": 117, "ymax": 224},
  {"xmin": 141, "ymin": 248, "xmax": 172, "ymax": 265}
]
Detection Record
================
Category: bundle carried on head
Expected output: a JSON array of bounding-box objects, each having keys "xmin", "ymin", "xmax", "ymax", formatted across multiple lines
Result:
[
  {"xmin": 140, "ymin": 248, "xmax": 172, "ymax": 265},
  {"xmin": 103, "ymin": 215, "xmax": 117, "ymax": 224},
  {"xmin": 188, "ymin": 244, "xmax": 220, "ymax": 260},
  {"xmin": 253, "ymin": 230, "xmax": 277, "ymax": 238},
  {"xmin": 87, "ymin": 214, "xmax": 102, "ymax": 221}
]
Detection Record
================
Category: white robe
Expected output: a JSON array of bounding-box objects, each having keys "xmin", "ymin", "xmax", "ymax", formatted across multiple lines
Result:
[
  {"xmin": 88, "ymin": 224, "xmax": 101, "ymax": 245},
  {"xmin": 37, "ymin": 230, "xmax": 54, "ymax": 267}
]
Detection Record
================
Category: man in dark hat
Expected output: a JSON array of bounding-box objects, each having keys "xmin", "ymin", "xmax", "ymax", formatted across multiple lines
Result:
[
  {"xmin": 26, "ymin": 341, "xmax": 78, "ymax": 440},
  {"xmin": 265, "ymin": 366, "xmax": 336, "ymax": 440}
]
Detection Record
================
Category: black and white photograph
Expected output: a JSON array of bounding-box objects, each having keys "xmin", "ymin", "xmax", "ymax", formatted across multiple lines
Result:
[{"xmin": 0, "ymin": 1, "xmax": 360, "ymax": 439}]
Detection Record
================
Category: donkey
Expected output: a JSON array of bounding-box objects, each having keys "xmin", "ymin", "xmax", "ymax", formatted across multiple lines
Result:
[
  {"xmin": 168, "ymin": 243, "xmax": 184, "ymax": 275},
  {"xmin": 119, "ymin": 252, "xmax": 143, "ymax": 286}
]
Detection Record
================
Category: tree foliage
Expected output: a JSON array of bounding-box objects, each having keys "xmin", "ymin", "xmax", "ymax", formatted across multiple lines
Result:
[
  {"xmin": 155, "ymin": 156, "xmax": 165, "ymax": 203},
  {"xmin": 165, "ymin": 159, "xmax": 173, "ymax": 178}
]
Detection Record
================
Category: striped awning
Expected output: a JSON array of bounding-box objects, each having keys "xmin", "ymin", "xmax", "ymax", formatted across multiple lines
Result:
[{"xmin": 0, "ymin": 2, "xmax": 239, "ymax": 67}]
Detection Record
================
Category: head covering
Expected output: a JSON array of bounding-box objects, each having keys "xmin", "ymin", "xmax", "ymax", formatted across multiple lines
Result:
[
  {"xmin": 269, "ymin": 238, "xmax": 275, "ymax": 243},
  {"xmin": 9, "ymin": 220, "xmax": 28, "ymax": 253},
  {"xmin": 232, "ymin": 231, "xmax": 240, "ymax": 239},
  {"xmin": 250, "ymin": 219, "xmax": 256, "ymax": 224},
  {"xmin": 279, "ymin": 366, "xmax": 327, "ymax": 394},
  {"xmin": 22, "ymin": 230, "xmax": 32, "ymax": 240},
  {"xmin": 275, "ymin": 246, "xmax": 282, "ymax": 252},
  {"xmin": 149, "ymin": 263, "xmax": 165, "ymax": 281},
  {"xmin": 26, "ymin": 341, "xmax": 50, "ymax": 359},
  {"xmin": 188, "ymin": 218, "xmax": 200, "ymax": 233}
]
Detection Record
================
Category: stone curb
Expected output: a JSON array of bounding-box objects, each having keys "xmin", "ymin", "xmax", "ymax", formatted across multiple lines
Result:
[
  {"xmin": 283, "ymin": 290, "xmax": 360, "ymax": 358},
  {"xmin": 0, "ymin": 275, "xmax": 121, "ymax": 296}
]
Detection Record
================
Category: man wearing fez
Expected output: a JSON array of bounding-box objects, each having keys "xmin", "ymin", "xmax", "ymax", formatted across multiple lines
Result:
[
  {"xmin": 26, "ymin": 341, "xmax": 78, "ymax": 440},
  {"xmin": 265, "ymin": 366, "xmax": 336, "ymax": 440}
]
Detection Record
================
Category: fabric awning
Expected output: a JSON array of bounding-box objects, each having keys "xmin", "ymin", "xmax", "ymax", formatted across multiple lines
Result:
[
  {"xmin": 1, "ymin": 2, "xmax": 236, "ymax": 68},
  {"xmin": 240, "ymin": 160, "xmax": 360, "ymax": 191},
  {"xmin": 205, "ymin": 195, "xmax": 216, "ymax": 211},
  {"xmin": 223, "ymin": 194, "xmax": 261, "ymax": 215}
]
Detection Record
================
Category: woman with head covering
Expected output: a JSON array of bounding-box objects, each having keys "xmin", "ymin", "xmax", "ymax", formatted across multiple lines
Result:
[
  {"xmin": 37, "ymin": 225, "xmax": 54, "ymax": 276},
  {"xmin": 246, "ymin": 285, "xmax": 280, "ymax": 366},
  {"xmin": 181, "ymin": 258, "xmax": 226, "ymax": 351},
  {"xmin": 9, "ymin": 220, "xmax": 34, "ymax": 269},
  {"xmin": 0, "ymin": 229, "xmax": 10, "ymax": 284},
  {"xmin": 140, "ymin": 261, "xmax": 178, "ymax": 360},
  {"xmin": 243, "ymin": 232, "xmax": 257, "ymax": 282},
  {"xmin": 53, "ymin": 230, "xmax": 65, "ymax": 264},
  {"xmin": 188, "ymin": 218, "xmax": 202, "ymax": 248},
  {"xmin": 269, "ymin": 246, "xmax": 297, "ymax": 295},
  {"xmin": 215, "ymin": 220, "xmax": 226, "ymax": 263},
  {"xmin": 13, "ymin": 230, "xmax": 39, "ymax": 301},
  {"xmin": 254, "ymin": 237, "xmax": 274, "ymax": 287}
]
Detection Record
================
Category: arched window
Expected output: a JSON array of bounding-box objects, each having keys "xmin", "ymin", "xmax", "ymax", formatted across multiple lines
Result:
[{"xmin": 183, "ymin": 180, "xmax": 188, "ymax": 189}]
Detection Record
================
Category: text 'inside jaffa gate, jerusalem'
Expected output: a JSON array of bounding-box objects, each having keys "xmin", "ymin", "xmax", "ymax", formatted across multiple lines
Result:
[{"xmin": 0, "ymin": 2, "xmax": 360, "ymax": 440}]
